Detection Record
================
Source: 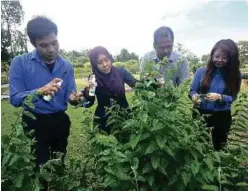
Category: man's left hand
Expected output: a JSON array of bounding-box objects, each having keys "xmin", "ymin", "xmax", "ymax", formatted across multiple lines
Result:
[{"xmin": 69, "ymin": 92, "xmax": 84, "ymax": 105}]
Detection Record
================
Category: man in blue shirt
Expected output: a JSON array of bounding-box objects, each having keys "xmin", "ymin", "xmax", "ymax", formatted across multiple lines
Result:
[
  {"xmin": 9, "ymin": 16, "xmax": 81, "ymax": 167},
  {"xmin": 140, "ymin": 26, "xmax": 189, "ymax": 86}
]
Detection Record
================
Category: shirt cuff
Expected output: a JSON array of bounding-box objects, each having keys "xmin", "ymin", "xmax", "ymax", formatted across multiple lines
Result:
[{"xmin": 222, "ymin": 94, "xmax": 233, "ymax": 103}]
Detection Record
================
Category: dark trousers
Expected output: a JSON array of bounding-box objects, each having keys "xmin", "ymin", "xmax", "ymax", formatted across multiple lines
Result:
[
  {"xmin": 22, "ymin": 111, "xmax": 71, "ymax": 166},
  {"xmin": 197, "ymin": 109, "xmax": 232, "ymax": 151}
]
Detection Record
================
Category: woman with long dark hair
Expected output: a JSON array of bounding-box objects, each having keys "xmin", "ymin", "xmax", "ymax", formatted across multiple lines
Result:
[
  {"xmin": 81, "ymin": 46, "xmax": 136, "ymax": 134},
  {"xmin": 189, "ymin": 39, "xmax": 241, "ymax": 151}
]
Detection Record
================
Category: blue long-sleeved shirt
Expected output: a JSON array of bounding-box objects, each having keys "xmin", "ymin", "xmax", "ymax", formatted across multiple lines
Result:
[
  {"xmin": 9, "ymin": 49, "xmax": 76, "ymax": 114},
  {"xmin": 189, "ymin": 67, "xmax": 239, "ymax": 111}
]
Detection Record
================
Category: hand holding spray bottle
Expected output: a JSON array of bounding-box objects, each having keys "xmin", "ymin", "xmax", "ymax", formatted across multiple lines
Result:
[{"xmin": 89, "ymin": 74, "xmax": 97, "ymax": 96}]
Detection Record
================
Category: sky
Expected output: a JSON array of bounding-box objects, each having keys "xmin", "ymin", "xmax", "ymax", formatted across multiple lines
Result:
[{"xmin": 20, "ymin": 0, "xmax": 248, "ymax": 58}]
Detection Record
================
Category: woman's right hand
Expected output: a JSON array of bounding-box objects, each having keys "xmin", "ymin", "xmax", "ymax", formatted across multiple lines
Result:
[
  {"xmin": 192, "ymin": 94, "xmax": 202, "ymax": 105},
  {"xmin": 87, "ymin": 80, "xmax": 95, "ymax": 89},
  {"xmin": 82, "ymin": 80, "xmax": 95, "ymax": 97},
  {"xmin": 84, "ymin": 81, "xmax": 94, "ymax": 93}
]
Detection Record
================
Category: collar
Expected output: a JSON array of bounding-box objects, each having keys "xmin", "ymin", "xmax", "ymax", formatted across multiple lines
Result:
[
  {"xmin": 152, "ymin": 51, "xmax": 175, "ymax": 63},
  {"xmin": 31, "ymin": 49, "xmax": 41, "ymax": 62},
  {"xmin": 31, "ymin": 49, "xmax": 61, "ymax": 63}
]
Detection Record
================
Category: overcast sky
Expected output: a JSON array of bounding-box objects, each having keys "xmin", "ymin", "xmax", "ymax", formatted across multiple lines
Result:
[{"xmin": 20, "ymin": 0, "xmax": 248, "ymax": 57}]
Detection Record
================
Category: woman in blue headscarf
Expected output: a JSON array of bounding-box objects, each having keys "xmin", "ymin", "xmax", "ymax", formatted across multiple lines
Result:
[{"xmin": 82, "ymin": 46, "xmax": 136, "ymax": 134}]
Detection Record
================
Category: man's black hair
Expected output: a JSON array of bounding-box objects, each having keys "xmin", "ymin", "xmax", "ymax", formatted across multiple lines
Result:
[
  {"xmin": 154, "ymin": 26, "xmax": 174, "ymax": 44},
  {"xmin": 27, "ymin": 16, "xmax": 58, "ymax": 45}
]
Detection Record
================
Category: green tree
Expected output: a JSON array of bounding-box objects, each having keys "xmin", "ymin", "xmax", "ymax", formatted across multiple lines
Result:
[
  {"xmin": 201, "ymin": 54, "xmax": 210, "ymax": 64},
  {"xmin": 1, "ymin": 1, "xmax": 27, "ymax": 62},
  {"xmin": 174, "ymin": 43, "xmax": 187, "ymax": 55},
  {"xmin": 237, "ymin": 40, "xmax": 248, "ymax": 68},
  {"xmin": 60, "ymin": 49, "xmax": 91, "ymax": 66},
  {"xmin": 175, "ymin": 43, "xmax": 202, "ymax": 73},
  {"xmin": 116, "ymin": 48, "xmax": 139, "ymax": 61},
  {"xmin": 1, "ymin": 1, "xmax": 27, "ymax": 84}
]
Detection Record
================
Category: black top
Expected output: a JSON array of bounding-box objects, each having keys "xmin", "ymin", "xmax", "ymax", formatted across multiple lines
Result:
[{"xmin": 83, "ymin": 67, "xmax": 136, "ymax": 133}]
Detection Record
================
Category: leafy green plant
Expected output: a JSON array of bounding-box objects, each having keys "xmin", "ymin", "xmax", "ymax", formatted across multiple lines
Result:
[
  {"xmin": 83, "ymin": 59, "xmax": 222, "ymax": 191},
  {"xmin": 2, "ymin": 59, "xmax": 247, "ymax": 190},
  {"xmin": 217, "ymin": 90, "xmax": 248, "ymax": 191},
  {"xmin": 1, "ymin": 118, "xmax": 40, "ymax": 190}
]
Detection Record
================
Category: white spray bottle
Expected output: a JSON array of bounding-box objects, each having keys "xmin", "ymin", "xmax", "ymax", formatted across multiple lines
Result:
[
  {"xmin": 89, "ymin": 75, "xmax": 97, "ymax": 96},
  {"xmin": 43, "ymin": 81, "xmax": 63, "ymax": 101}
]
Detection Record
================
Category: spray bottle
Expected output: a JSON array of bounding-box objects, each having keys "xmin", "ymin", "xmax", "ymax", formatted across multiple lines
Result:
[
  {"xmin": 89, "ymin": 75, "xmax": 97, "ymax": 96},
  {"xmin": 43, "ymin": 81, "xmax": 63, "ymax": 101}
]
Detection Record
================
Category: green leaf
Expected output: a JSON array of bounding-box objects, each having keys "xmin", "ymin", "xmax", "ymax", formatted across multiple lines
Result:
[
  {"xmin": 138, "ymin": 175, "xmax": 146, "ymax": 182},
  {"xmin": 220, "ymin": 180, "xmax": 234, "ymax": 186},
  {"xmin": 9, "ymin": 155, "xmax": 20, "ymax": 166},
  {"xmin": 14, "ymin": 173, "xmax": 24, "ymax": 188},
  {"xmin": 151, "ymin": 156, "xmax": 160, "ymax": 169},
  {"xmin": 123, "ymin": 119, "xmax": 138, "ymax": 129},
  {"xmin": 148, "ymin": 175, "xmax": 155, "ymax": 186},
  {"xmin": 140, "ymin": 132, "xmax": 150, "ymax": 141},
  {"xmin": 99, "ymin": 149, "xmax": 111, "ymax": 156},
  {"xmin": 145, "ymin": 141, "xmax": 157, "ymax": 154},
  {"xmin": 236, "ymin": 182, "xmax": 248, "ymax": 187},
  {"xmin": 152, "ymin": 121, "xmax": 164, "ymax": 131},
  {"xmin": 142, "ymin": 163, "xmax": 152, "ymax": 174},
  {"xmin": 191, "ymin": 162, "xmax": 201, "ymax": 176},
  {"xmin": 163, "ymin": 145, "xmax": 175, "ymax": 158},
  {"xmin": 147, "ymin": 102, "xmax": 159, "ymax": 114},
  {"xmin": 2, "ymin": 153, "xmax": 12, "ymax": 166},
  {"xmin": 158, "ymin": 166, "xmax": 168, "ymax": 176},
  {"xmin": 156, "ymin": 134, "xmax": 166, "ymax": 148},
  {"xmin": 116, "ymin": 168, "xmax": 131, "ymax": 181},
  {"xmin": 104, "ymin": 167, "xmax": 116, "ymax": 176},
  {"xmin": 41, "ymin": 171, "xmax": 53, "ymax": 182},
  {"xmin": 104, "ymin": 175, "xmax": 117, "ymax": 187},
  {"xmin": 201, "ymin": 184, "xmax": 219, "ymax": 191},
  {"xmin": 23, "ymin": 110, "xmax": 36, "ymax": 120},
  {"xmin": 131, "ymin": 157, "xmax": 139, "ymax": 170},
  {"xmin": 168, "ymin": 175, "xmax": 178, "ymax": 185},
  {"xmin": 181, "ymin": 171, "xmax": 191, "ymax": 186},
  {"xmin": 195, "ymin": 143, "xmax": 203, "ymax": 154},
  {"xmin": 204, "ymin": 156, "xmax": 214, "ymax": 171},
  {"xmin": 214, "ymin": 152, "xmax": 221, "ymax": 163},
  {"xmin": 115, "ymin": 151, "xmax": 127, "ymax": 159},
  {"xmin": 129, "ymin": 134, "xmax": 141, "ymax": 150}
]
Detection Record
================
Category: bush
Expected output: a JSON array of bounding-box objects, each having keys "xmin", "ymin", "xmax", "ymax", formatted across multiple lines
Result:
[
  {"xmin": 114, "ymin": 60, "xmax": 139, "ymax": 74},
  {"xmin": 2, "ymin": 61, "xmax": 247, "ymax": 190}
]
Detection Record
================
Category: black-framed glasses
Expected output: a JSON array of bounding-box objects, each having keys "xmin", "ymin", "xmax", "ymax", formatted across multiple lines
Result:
[{"xmin": 212, "ymin": 55, "xmax": 228, "ymax": 63}]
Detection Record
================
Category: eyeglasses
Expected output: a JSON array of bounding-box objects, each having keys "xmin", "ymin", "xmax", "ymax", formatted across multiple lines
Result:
[{"xmin": 212, "ymin": 55, "xmax": 228, "ymax": 63}]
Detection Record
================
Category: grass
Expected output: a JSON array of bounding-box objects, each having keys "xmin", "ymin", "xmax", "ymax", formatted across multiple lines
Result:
[
  {"xmin": 1, "ymin": 99, "xmax": 96, "ymax": 160},
  {"xmin": 241, "ymin": 79, "xmax": 248, "ymax": 89},
  {"xmin": 75, "ymin": 78, "xmax": 88, "ymax": 90},
  {"xmin": 1, "ymin": 87, "xmax": 9, "ymax": 94},
  {"xmin": 1, "ymin": 101, "xmax": 21, "ymax": 135}
]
